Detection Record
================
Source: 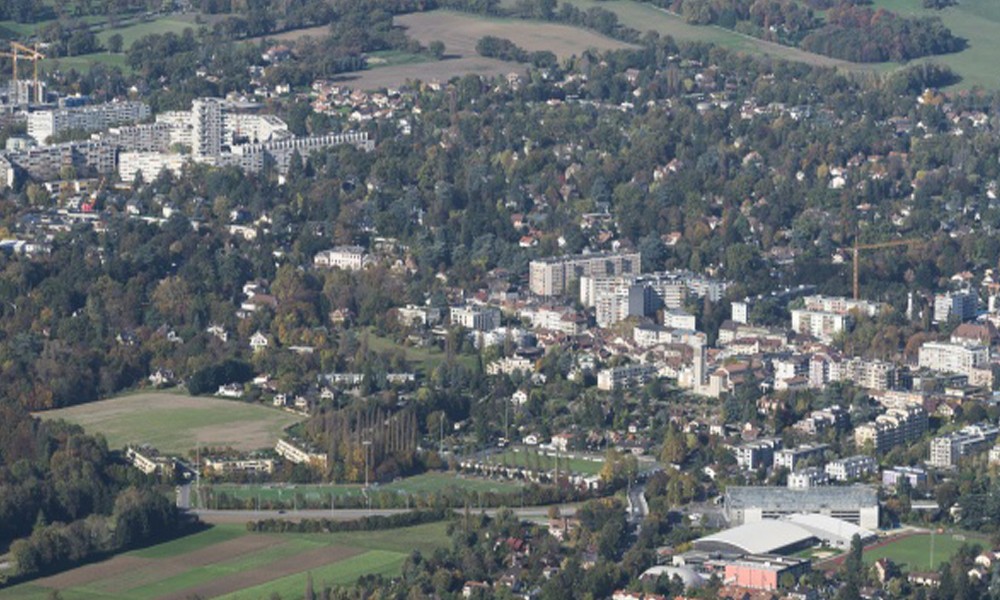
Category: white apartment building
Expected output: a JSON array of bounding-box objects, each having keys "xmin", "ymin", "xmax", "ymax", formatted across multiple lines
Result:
[
  {"xmin": 275, "ymin": 439, "xmax": 328, "ymax": 469},
  {"xmin": 662, "ymin": 308, "xmax": 696, "ymax": 330},
  {"xmin": 854, "ymin": 405, "xmax": 928, "ymax": 454},
  {"xmin": 596, "ymin": 363, "xmax": 659, "ymax": 391},
  {"xmin": 825, "ymin": 455, "xmax": 877, "ymax": 481},
  {"xmin": 529, "ymin": 251, "xmax": 641, "ymax": 296},
  {"xmin": 788, "ymin": 467, "xmax": 829, "ymax": 489},
  {"xmin": 839, "ymin": 357, "xmax": 895, "ymax": 391},
  {"xmin": 192, "ymin": 97, "xmax": 224, "ymax": 157},
  {"xmin": 450, "ymin": 305, "xmax": 502, "ymax": 332},
  {"xmin": 928, "ymin": 423, "xmax": 1000, "ymax": 468},
  {"xmin": 791, "ymin": 309, "xmax": 848, "ymax": 341},
  {"xmin": 27, "ymin": 100, "xmax": 150, "ymax": 144},
  {"xmin": 486, "ymin": 356, "xmax": 534, "ymax": 376},
  {"xmin": 773, "ymin": 444, "xmax": 828, "ymax": 471},
  {"xmin": 313, "ymin": 246, "xmax": 368, "ymax": 270},
  {"xmin": 802, "ymin": 295, "xmax": 881, "ymax": 317},
  {"xmin": 734, "ymin": 438, "xmax": 782, "ymax": 470},
  {"xmin": 933, "ymin": 290, "xmax": 978, "ymax": 324},
  {"xmin": 203, "ymin": 457, "xmax": 275, "ymax": 475},
  {"xmin": 119, "ymin": 151, "xmax": 189, "ymax": 182},
  {"xmin": 919, "ymin": 341, "xmax": 989, "ymax": 374}
]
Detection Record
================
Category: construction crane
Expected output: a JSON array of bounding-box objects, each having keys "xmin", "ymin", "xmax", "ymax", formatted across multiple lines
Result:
[
  {"xmin": 0, "ymin": 42, "xmax": 45, "ymax": 104},
  {"xmin": 847, "ymin": 238, "xmax": 925, "ymax": 300}
]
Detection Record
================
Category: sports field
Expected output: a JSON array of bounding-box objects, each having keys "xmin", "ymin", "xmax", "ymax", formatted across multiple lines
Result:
[
  {"xmin": 493, "ymin": 448, "xmax": 605, "ymax": 476},
  {"xmin": 0, "ymin": 521, "xmax": 451, "ymax": 600},
  {"xmin": 209, "ymin": 472, "xmax": 523, "ymax": 503},
  {"xmin": 35, "ymin": 392, "xmax": 302, "ymax": 455},
  {"xmin": 863, "ymin": 532, "xmax": 978, "ymax": 571}
]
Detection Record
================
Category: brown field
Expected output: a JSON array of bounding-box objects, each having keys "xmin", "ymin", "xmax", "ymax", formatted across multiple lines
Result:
[
  {"xmin": 329, "ymin": 56, "xmax": 524, "ymax": 90},
  {"xmin": 396, "ymin": 11, "xmax": 636, "ymax": 60},
  {"xmin": 35, "ymin": 535, "xmax": 282, "ymax": 591}
]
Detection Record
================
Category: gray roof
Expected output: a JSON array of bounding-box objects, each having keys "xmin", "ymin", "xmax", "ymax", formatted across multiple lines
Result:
[
  {"xmin": 725, "ymin": 485, "xmax": 877, "ymax": 510},
  {"xmin": 694, "ymin": 521, "xmax": 816, "ymax": 555},
  {"xmin": 783, "ymin": 513, "xmax": 876, "ymax": 545}
]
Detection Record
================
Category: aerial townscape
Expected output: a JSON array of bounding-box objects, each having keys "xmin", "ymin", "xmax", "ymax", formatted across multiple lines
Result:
[{"xmin": 4, "ymin": 1, "xmax": 1000, "ymax": 600}]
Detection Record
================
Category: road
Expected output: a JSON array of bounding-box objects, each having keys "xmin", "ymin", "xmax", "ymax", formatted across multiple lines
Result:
[{"xmin": 190, "ymin": 505, "xmax": 577, "ymax": 525}]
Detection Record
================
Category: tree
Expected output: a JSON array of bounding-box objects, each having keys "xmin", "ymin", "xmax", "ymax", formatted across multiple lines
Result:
[
  {"xmin": 107, "ymin": 33, "xmax": 124, "ymax": 53},
  {"xmin": 429, "ymin": 40, "xmax": 445, "ymax": 60},
  {"xmin": 837, "ymin": 533, "xmax": 864, "ymax": 600}
]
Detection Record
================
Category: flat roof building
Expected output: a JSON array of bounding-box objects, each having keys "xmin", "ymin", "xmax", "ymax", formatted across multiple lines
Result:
[{"xmin": 724, "ymin": 485, "xmax": 879, "ymax": 530}]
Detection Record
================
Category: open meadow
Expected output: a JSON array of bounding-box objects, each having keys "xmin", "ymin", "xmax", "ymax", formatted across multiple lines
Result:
[
  {"xmin": 0, "ymin": 521, "xmax": 451, "ymax": 600},
  {"xmin": 35, "ymin": 392, "xmax": 302, "ymax": 455}
]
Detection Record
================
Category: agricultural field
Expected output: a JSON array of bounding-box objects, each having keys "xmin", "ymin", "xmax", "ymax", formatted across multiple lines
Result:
[
  {"xmin": 869, "ymin": 0, "xmax": 1000, "ymax": 90},
  {"xmin": 493, "ymin": 448, "xmax": 606, "ymax": 476},
  {"xmin": 863, "ymin": 532, "xmax": 982, "ymax": 571},
  {"xmin": 0, "ymin": 521, "xmax": 451, "ymax": 600},
  {"xmin": 205, "ymin": 472, "xmax": 524, "ymax": 507},
  {"xmin": 397, "ymin": 10, "xmax": 634, "ymax": 60},
  {"xmin": 34, "ymin": 392, "xmax": 302, "ymax": 455}
]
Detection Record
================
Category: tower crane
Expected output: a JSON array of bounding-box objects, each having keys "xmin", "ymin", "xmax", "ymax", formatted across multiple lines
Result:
[
  {"xmin": 846, "ymin": 238, "xmax": 925, "ymax": 300},
  {"xmin": 0, "ymin": 42, "xmax": 46, "ymax": 104}
]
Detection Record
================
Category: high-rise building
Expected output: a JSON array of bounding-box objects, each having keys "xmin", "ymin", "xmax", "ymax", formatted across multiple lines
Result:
[{"xmin": 192, "ymin": 97, "xmax": 224, "ymax": 157}]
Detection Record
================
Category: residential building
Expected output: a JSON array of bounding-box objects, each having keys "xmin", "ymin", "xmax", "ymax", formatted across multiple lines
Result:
[
  {"xmin": 773, "ymin": 444, "xmax": 828, "ymax": 471},
  {"xmin": 724, "ymin": 485, "xmax": 880, "ymax": 529},
  {"xmin": 918, "ymin": 341, "xmax": 990, "ymax": 382},
  {"xmin": 125, "ymin": 446, "xmax": 174, "ymax": 476},
  {"xmin": 825, "ymin": 455, "xmax": 877, "ymax": 481},
  {"xmin": 794, "ymin": 405, "xmax": 849, "ymax": 435},
  {"xmin": 928, "ymin": 423, "xmax": 1000, "ymax": 468},
  {"xmin": 934, "ymin": 290, "xmax": 978, "ymax": 324},
  {"xmin": 313, "ymin": 246, "xmax": 368, "ymax": 270},
  {"xmin": 839, "ymin": 357, "xmax": 895, "ymax": 390},
  {"xmin": 597, "ymin": 363, "xmax": 658, "ymax": 391},
  {"xmin": 27, "ymin": 100, "xmax": 150, "ymax": 143},
  {"xmin": 203, "ymin": 456, "xmax": 275, "ymax": 475},
  {"xmin": 451, "ymin": 305, "xmax": 502, "ymax": 332},
  {"xmin": 990, "ymin": 446, "xmax": 1000, "ymax": 465},
  {"xmin": 788, "ymin": 467, "xmax": 828, "ymax": 489},
  {"xmin": 882, "ymin": 466, "xmax": 927, "ymax": 489},
  {"xmin": 791, "ymin": 309, "xmax": 849, "ymax": 342},
  {"xmin": 486, "ymin": 356, "xmax": 534, "ymax": 376},
  {"xmin": 662, "ymin": 308, "xmax": 696, "ymax": 330},
  {"xmin": 529, "ymin": 251, "xmax": 641, "ymax": 296},
  {"xmin": 853, "ymin": 405, "xmax": 927, "ymax": 454},
  {"xmin": 802, "ymin": 295, "xmax": 881, "ymax": 317},
  {"xmin": 275, "ymin": 438, "xmax": 328, "ymax": 469},
  {"xmin": 733, "ymin": 438, "xmax": 782, "ymax": 471}
]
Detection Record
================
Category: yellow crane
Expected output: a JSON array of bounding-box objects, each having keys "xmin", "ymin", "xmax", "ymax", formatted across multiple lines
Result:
[
  {"xmin": 847, "ymin": 238, "xmax": 925, "ymax": 300},
  {"xmin": 0, "ymin": 42, "xmax": 46, "ymax": 103}
]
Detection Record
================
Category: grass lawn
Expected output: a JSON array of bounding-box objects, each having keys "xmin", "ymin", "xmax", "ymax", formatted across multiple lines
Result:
[
  {"xmin": 367, "ymin": 50, "xmax": 433, "ymax": 68},
  {"xmin": 864, "ymin": 532, "xmax": 982, "ymax": 571},
  {"xmin": 35, "ymin": 391, "xmax": 302, "ymax": 455},
  {"xmin": 40, "ymin": 52, "xmax": 130, "ymax": 74},
  {"xmin": 363, "ymin": 329, "xmax": 479, "ymax": 375},
  {"xmin": 493, "ymin": 447, "xmax": 604, "ymax": 476},
  {"xmin": 869, "ymin": 0, "xmax": 1000, "ymax": 90},
  {"xmin": 95, "ymin": 17, "xmax": 196, "ymax": 49},
  {"xmin": 0, "ymin": 522, "xmax": 451, "ymax": 600}
]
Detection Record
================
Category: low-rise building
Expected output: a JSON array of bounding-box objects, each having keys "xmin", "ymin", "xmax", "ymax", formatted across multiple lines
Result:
[
  {"xmin": 734, "ymin": 438, "xmax": 782, "ymax": 471},
  {"xmin": 788, "ymin": 467, "xmax": 828, "ymax": 489},
  {"xmin": 313, "ymin": 246, "xmax": 368, "ymax": 270},
  {"xmin": 275, "ymin": 438, "xmax": 328, "ymax": 470},
  {"xmin": 203, "ymin": 456, "xmax": 276, "ymax": 475},
  {"xmin": 825, "ymin": 455, "xmax": 877, "ymax": 481},
  {"xmin": 882, "ymin": 465, "xmax": 927, "ymax": 489},
  {"xmin": 451, "ymin": 305, "xmax": 502, "ymax": 332},
  {"xmin": 773, "ymin": 444, "xmax": 828, "ymax": 471},
  {"xmin": 597, "ymin": 363, "xmax": 659, "ymax": 391},
  {"xmin": 723, "ymin": 555, "xmax": 811, "ymax": 591}
]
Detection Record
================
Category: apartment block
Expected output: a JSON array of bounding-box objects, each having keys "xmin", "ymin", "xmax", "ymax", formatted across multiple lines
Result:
[
  {"xmin": 596, "ymin": 363, "xmax": 658, "ymax": 391},
  {"xmin": 853, "ymin": 405, "xmax": 928, "ymax": 454},
  {"xmin": 881, "ymin": 465, "xmax": 927, "ymax": 489},
  {"xmin": 788, "ymin": 466, "xmax": 828, "ymax": 489},
  {"xmin": 27, "ymin": 100, "xmax": 150, "ymax": 144},
  {"xmin": 824, "ymin": 455, "xmax": 877, "ymax": 481},
  {"xmin": 839, "ymin": 357, "xmax": 895, "ymax": 391},
  {"xmin": 450, "ymin": 305, "xmax": 502, "ymax": 332},
  {"xmin": 918, "ymin": 341, "xmax": 989, "ymax": 379},
  {"xmin": 773, "ymin": 444, "xmax": 828, "ymax": 470},
  {"xmin": 934, "ymin": 290, "xmax": 978, "ymax": 324},
  {"xmin": 733, "ymin": 438, "xmax": 782, "ymax": 470},
  {"xmin": 928, "ymin": 423, "xmax": 1000, "ymax": 468},
  {"xmin": 802, "ymin": 295, "xmax": 881, "ymax": 317},
  {"xmin": 529, "ymin": 251, "xmax": 640, "ymax": 296}
]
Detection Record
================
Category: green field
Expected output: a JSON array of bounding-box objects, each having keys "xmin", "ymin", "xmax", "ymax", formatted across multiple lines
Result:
[
  {"xmin": 868, "ymin": 0, "xmax": 1000, "ymax": 90},
  {"xmin": 40, "ymin": 52, "xmax": 130, "ymax": 74},
  {"xmin": 493, "ymin": 448, "xmax": 605, "ymax": 476},
  {"xmin": 208, "ymin": 472, "xmax": 524, "ymax": 506},
  {"xmin": 36, "ymin": 392, "xmax": 302, "ymax": 455},
  {"xmin": 0, "ymin": 521, "xmax": 451, "ymax": 600},
  {"xmin": 96, "ymin": 17, "xmax": 196, "ymax": 48},
  {"xmin": 367, "ymin": 50, "xmax": 433, "ymax": 68},
  {"xmin": 864, "ymin": 532, "xmax": 982, "ymax": 571},
  {"xmin": 363, "ymin": 329, "xmax": 478, "ymax": 375}
]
